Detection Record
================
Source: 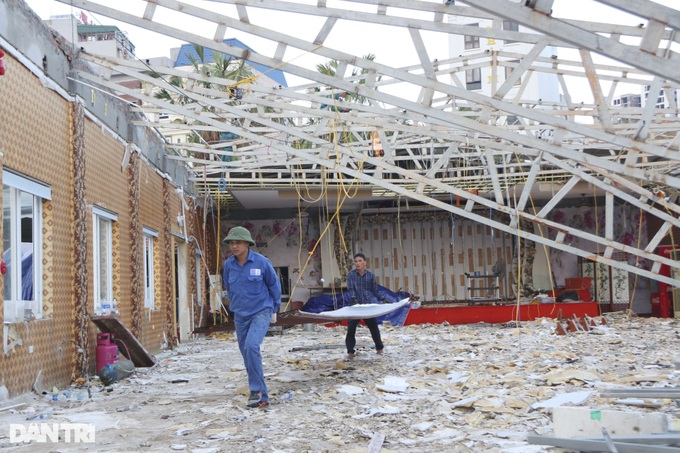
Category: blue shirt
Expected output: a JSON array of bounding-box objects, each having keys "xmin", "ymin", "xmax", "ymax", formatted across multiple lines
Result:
[
  {"xmin": 346, "ymin": 268, "xmax": 382, "ymax": 304},
  {"xmin": 222, "ymin": 249, "xmax": 281, "ymax": 318}
]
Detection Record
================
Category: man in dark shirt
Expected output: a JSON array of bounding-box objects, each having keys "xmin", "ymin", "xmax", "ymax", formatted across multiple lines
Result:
[{"xmin": 345, "ymin": 253, "xmax": 385, "ymax": 358}]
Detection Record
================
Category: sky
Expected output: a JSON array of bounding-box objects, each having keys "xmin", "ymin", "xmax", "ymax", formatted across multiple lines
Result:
[
  {"xmin": 23, "ymin": 0, "xmax": 680, "ymax": 101},
  {"xmin": 24, "ymin": 0, "xmax": 452, "ymax": 74}
]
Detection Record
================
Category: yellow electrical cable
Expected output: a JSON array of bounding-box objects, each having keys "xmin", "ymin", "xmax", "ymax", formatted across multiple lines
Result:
[
  {"xmin": 253, "ymin": 207, "xmax": 311, "ymax": 312},
  {"xmin": 513, "ymin": 188, "xmax": 523, "ymax": 347},
  {"xmin": 287, "ymin": 206, "xmax": 341, "ymax": 307},
  {"xmin": 238, "ymin": 78, "xmax": 367, "ymax": 311},
  {"xmin": 293, "ymin": 162, "xmax": 327, "ymax": 203},
  {"xmin": 260, "ymin": 210, "xmax": 310, "ymax": 250},
  {"xmin": 509, "ymin": 149, "xmax": 571, "ymax": 317},
  {"xmin": 286, "ymin": 156, "xmax": 363, "ymax": 309}
]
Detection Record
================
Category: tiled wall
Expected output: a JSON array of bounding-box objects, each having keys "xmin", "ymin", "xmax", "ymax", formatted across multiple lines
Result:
[
  {"xmin": 0, "ymin": 50, "xmax": 76, "ymax": 396},
  {"xmin": 0, "ymin": 48, "xmax": 198, "ymax": 397}
]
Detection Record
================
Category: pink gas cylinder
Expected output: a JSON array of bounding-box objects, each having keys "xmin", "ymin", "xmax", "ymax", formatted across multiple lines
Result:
[{"xmin": 96, "ymin": 333, "xmax": 119, "ymax": 373}]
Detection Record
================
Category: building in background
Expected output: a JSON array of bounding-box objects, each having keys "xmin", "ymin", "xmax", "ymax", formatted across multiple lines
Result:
[
  {"xmin": 643, "ymin": 84, "xmax": 679, "ymax": 110},
  {"xmin": 613, "ymin": 93, "xmax": 642, "ymax": 108},
  {"xmin": 447, "ymin": 9, "xmax": 561, "ymax": 113},
  {"xmin": 45, "ymin": 13, "xmax": 134, "ymax": 62}
]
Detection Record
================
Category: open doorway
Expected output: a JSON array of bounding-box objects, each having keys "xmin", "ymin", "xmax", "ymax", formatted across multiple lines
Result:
[{"xmin": 274, "ymin": 266, "xmax": 290, "ymax": 299}]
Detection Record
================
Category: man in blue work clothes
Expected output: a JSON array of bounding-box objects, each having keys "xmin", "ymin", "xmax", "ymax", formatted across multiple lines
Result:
[
  {"xmin": 345, "ymin": 252, "xmax": 385, "ymax": 359},
  {"xmin": 222, "ymin": 226, "xmax": 281, "ymax": 408}
]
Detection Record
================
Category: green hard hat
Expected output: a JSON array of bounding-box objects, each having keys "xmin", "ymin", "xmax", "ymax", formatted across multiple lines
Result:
[{"xmin": 223, "ymin": 226, "xmax": 255, "ymax": 246}]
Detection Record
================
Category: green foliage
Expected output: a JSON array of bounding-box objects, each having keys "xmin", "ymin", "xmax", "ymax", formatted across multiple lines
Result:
[{"xmin": 154, "ymin": 45, "xmax": 257, "ymax": 159}]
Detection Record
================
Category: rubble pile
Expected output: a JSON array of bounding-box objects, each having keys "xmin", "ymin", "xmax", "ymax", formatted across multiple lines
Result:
[{"xmin": 1, "ymin": 312, "xmax": 679, "ymax": 452}]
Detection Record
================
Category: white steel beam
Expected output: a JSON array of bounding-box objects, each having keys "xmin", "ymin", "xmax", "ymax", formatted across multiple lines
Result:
[
  {"xmin": 51, "ymin": 0, "xmax": 680, "ymax": 287},
  {"xmin": 461, "ymin": 0, "xmax": 680, "ymax": 84}
]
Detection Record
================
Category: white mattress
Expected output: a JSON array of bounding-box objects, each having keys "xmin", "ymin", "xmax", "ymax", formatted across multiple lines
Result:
[{"xmin": 298, "ymin": 298, "xmax": 410, "ymax": 321}]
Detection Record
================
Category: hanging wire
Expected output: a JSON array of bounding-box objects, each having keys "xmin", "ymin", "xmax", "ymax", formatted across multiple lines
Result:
[
  {"xmin": 509, "ymin": 151, "xmax": 559, "ymax": 314},
  {"xmin": 512, "ymin": 187, "xmax": 522, "ymax": 355},
  {"xmin": 284, "ymin": 111, "xmax": 366, "ymax": 309}
]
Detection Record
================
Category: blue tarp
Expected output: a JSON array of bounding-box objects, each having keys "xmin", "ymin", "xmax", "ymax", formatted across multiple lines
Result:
[
  {"xmin": 301, "ymin": 285, "xmax": 411, "ymax": 326},
  {"xmin": 3, "ymin": 244, "xmax": 33, "ymax": 301}
]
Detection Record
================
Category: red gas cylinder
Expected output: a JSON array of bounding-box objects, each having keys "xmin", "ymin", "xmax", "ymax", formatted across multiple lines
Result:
[{"xmin": 96, "ymin": 333, "xmax": 119, "ymax": 373}]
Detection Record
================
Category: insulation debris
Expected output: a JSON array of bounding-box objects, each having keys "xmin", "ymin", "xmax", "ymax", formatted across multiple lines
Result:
[{"xmin": 0, "ymin": 312, "xmax": 678, "ymax": 451}]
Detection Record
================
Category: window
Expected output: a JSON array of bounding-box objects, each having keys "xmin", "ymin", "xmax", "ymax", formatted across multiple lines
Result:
[
  {"xmin": 143, "ymin": 228, "xmax": 158, "ymax": 310},
  {"xmin": 93, "ymin": 206, "xmax": 117, "ymax": 315},
  {"xmin": 3, "ymin": 170, "xmax": 50, "ymax": 323},
  {"xmin": 466, "ymin": 68, "xmax": 481, "ymax": 90},
  {"xmin": 503, "ymin": 21, "xmax": 519, "ymax": 44},
  {"xmin": 464, "ymin": 24, "xmax": 480, "ymax": 50},
  {"xmin": 505, "ymin": 60, "xmax": 521, "ymax": 86}
]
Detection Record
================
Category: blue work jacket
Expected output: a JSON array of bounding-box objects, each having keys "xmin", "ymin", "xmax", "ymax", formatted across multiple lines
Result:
[{"xmin": 222, "ymin": 249, "xmax": 281, "ymax": 318}]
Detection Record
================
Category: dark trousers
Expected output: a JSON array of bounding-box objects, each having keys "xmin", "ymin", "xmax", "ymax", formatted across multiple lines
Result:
[{"xmin": 346, "ymin": 318, "xmax": 384, "ymax": 353}]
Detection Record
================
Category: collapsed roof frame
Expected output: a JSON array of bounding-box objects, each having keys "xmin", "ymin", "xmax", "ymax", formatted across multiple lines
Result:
[{"xmin": 56, "ymin": 0, "xmax": 680, "ymax": 286}]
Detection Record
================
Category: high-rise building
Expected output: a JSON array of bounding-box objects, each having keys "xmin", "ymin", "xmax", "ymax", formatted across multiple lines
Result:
[
  {"xmin": 643, "ymin": 84, "xmax": 679, "ymax": 110},
  {"xmin": 613, "ymin": 93, "xmax": 642, "ymax": 108},
  {"xmin": 446, "ymin": 11, "xmax": 560, "ymax": 105}
]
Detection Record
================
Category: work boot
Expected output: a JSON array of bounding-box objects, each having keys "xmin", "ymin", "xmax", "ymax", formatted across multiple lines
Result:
[{"xmin": 247, "ymin": 391, "xmax": 268, "ymax": 408}]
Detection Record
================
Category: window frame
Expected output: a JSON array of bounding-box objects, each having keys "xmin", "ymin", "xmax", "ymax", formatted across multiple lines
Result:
[
  {"xmin": 464, "ymin": 23, "xmax": 480, "ymax": 50},
  {"xmin": 505, "ymin": 60, "xmax": 521, "ymax": 86},
  {"xmin": 143, "ymin": 227, "xmax": 158, "ymax": 310},
  {"xmin": 466, "ymin": 68, "xmax": 482, "ymax": 90},
  {"xmin": 3, "ymin": 170, "xmax": 50, "ymax": 323},
  {"xmin": 92, "ymin": 206, "xmax": 117, "ymax": 315},
  {"xmin": 503, "ymin": 20, "xmax": 519, "ymax": 44}
]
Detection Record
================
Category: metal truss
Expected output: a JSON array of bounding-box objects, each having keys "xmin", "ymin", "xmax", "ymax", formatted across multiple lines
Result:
[{"xmin": 56, "ymin": 0, "xmax": 680, "ymax": 285}]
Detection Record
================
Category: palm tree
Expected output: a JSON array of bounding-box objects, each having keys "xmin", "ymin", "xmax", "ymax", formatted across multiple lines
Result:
[
  {"xmin": 149, "ymin": 45, "xmax": 256, "ymax": 162},
  {"xmin": 312, "ymin": 54, "xmax": 377, "ymax": 145},
  {"xmin": 315, "ymin": 53, "xmax": 375, "ymax": 105},
  {"xmin": 184, "ymin": 46, "xmax": 255, "ymax": 145}
]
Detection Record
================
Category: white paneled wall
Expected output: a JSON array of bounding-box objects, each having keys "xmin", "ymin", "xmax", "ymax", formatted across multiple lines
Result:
[{"xmin": 352, "ymin": 216, "xmax": 513, "ymax": 301}]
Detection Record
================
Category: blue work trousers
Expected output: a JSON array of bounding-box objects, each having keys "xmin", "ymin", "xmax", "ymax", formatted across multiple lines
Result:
[{"xmin": 234, "ymin": 308, "xmax": 272, "ymax": 400}]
